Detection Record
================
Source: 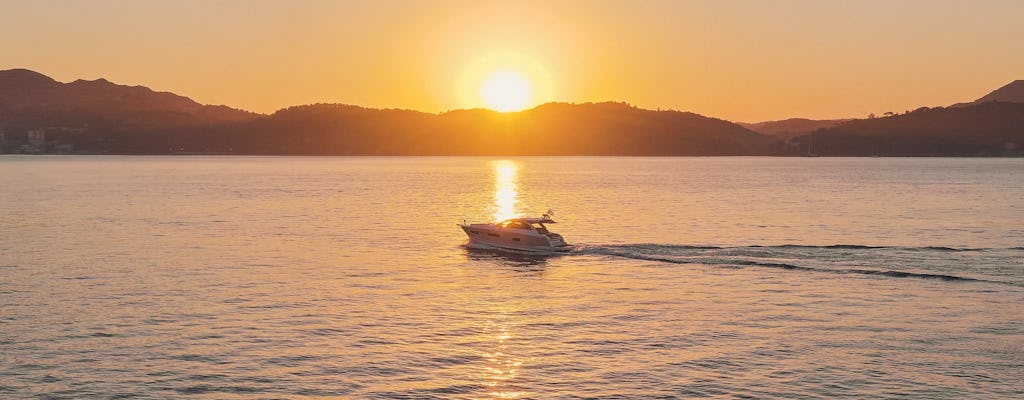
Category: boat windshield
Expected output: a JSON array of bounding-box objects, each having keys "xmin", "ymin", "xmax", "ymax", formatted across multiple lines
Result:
[
  {"xmin": 531, "ymin": 223, "xmax": 549, "ymax": 234},
  {"xmin": 500, "ymin": 221, "xmax": 533, "ymax": 230}
]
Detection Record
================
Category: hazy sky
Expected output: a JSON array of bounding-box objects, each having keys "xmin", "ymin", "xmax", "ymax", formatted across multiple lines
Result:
[{"xmin": 2, "ymin": 0, "xmax": 1021, "ymax": 121}]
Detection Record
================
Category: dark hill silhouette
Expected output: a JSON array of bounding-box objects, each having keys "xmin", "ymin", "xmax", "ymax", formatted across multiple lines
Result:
[
  {"xmin": 2, "ymin": 69, "xmax": 770, "ymax": 155},
  {"xmin": 0, "ymin": 69, "xmax": 258, "ymax": 130},
  {"xmin": 951, "ymin": 80, "xmax": 1024, "ymax": 107},
  {"xmin": 3, "ymin": 69, "xmax": 1022, "ymax": 156},
  {"xmin": 508, "ymin": 102, "xmax": 773, "ymax": 155},
  {"xmin": 739, "ymin": 118, "xmax": 849, "ymax": 139},
  {"xmin": 786, "ymin": 102, "xmax": 1024, "ymax": 156},
  {"xmin": 0, "ymin": 68, "xmax": 60, "ymax": 92},
  {"xmin": 213, "ymin": 102, "xmax": 772, "ymax": 155},
  {"xmin": 974, "ymin": 80, "xmax": 1024, "ymax": 104},
  {"xmin": 0, "ymin": 69, "xmax": 259, "ymax": 153}
]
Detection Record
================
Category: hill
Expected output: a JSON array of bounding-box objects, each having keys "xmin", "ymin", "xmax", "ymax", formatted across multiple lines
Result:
[
  {"xmin": 784, "ymin": 102, "xmax": 1024, "ymax": 156},
  {"xmin": 190, "ymin": 102, "xmax": 773, "ymax": 155},
  {"xmin": 0, "ymin": 69, "xmax": 775, "ymax": 155},
  {"xmin": 0, "ymin": 69, "xmax": 259, "ymax": 153},
  {"xmin": 3, "ymin": 69, "xmax": 1022, "ymax": 156},
  {"xmin": 951, "ymin": 80, "xmax": 1024, "ymax": 108},
  {"xmin": 973, "ymin": 80, "xmax": 1024, "ymax": 104},
  {"xmin": 738, "ymin": 118, "xmax": 849, "ymax": 139}
]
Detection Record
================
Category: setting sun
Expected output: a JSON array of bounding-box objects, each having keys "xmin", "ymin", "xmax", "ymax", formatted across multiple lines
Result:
[
  {"xmin": 457, "ymin": 51, "xmax": 554, "ymax": 112},
  {"xmin": 480, "ymin": 70, "xmax": 532, "ymax": 112}
]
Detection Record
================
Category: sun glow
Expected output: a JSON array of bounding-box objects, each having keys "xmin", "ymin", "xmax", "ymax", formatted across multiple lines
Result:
[
  {"xmin": 481, "ymin": 71, "xmax": 532, "ymax": 112},
  {"xmin": 457, "ymin": 52, "xmax": 554, "ymax": 112}
]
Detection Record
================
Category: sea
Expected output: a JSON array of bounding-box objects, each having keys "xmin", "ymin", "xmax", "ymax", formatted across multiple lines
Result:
[{"xmin": 1, "ymin": 155, "xmax": 1022, "ymax": 399}]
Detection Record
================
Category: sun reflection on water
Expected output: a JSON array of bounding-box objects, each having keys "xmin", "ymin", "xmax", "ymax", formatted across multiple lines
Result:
[
  {"xmin": 492, "ymin": 160, "xmax": 519, "ymax": 222},
  {"xmin": 480, "ymin": 319, "xmax": 527, "ymax": 399}
]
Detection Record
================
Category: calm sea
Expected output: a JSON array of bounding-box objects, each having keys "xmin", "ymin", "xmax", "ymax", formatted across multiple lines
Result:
[{"xmin": 1, "ymin": 156, "xmax": 1022, "ymax": 399}]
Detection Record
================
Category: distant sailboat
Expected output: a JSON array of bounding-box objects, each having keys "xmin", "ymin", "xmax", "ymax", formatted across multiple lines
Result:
[{"xmin": 805, "ymin": 134, "xmax": 820, "ymax": 157}]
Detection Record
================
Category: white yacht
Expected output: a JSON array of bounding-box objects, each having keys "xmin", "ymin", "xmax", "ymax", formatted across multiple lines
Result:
[{"xmin": 460, "ymin": 211, "xmax": 570, "ymax": 254}]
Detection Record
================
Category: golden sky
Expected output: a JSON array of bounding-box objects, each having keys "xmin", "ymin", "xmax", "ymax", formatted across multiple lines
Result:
[{"xmin": 2, "ymin": 0, "xmax": 1021, "ymax": 121}]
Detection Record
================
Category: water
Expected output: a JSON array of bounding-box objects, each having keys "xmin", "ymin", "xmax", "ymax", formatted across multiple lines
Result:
[{"xmin": 1, "ymin": 156, "xmax": 1022, "ymax": 399}]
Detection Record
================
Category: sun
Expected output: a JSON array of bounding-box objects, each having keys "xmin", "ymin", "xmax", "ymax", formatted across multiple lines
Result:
[
  {"xmin": 480, "ymin": 70, "xmax": 533, "ymax": 112},
  {"xmin": 456, "ymin": 52, "xmax": 553, "ymax": 111}
]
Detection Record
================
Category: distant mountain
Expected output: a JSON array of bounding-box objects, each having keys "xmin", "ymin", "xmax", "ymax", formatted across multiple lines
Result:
[
  {"xmin": 973, "ymin": 80, "xmax": 1024, "ymax": 104},
  {"xmin": 784, "ymin": 102, "xmax": 1024, "ymax": 156},
  {"xmin": 0, "ymin": 68, "xmax": 259, "ymax": 152},
  {"xmin": 738, "ymin": 118, "xmax": 850, "ymax": 139},
  {"xmin": 952, "ymin": 80, "xmax": 1024, "ymax": 107}
]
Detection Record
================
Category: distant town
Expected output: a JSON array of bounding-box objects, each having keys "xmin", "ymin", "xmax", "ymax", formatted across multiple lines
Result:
[{"xmin": 1, "ymin": 127, "xmax": 80, "ymax": 154}]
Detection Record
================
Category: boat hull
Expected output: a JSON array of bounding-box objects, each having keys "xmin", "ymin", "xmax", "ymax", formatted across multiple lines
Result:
[{"xmin": 460, "ymin": 224, "xmax": 570, "ymax": 254}]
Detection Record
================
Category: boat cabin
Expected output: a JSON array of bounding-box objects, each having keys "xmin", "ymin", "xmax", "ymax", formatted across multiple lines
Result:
[{"xmin": 497, "ymin": 218, "xmax": 555, "ymax": 234}]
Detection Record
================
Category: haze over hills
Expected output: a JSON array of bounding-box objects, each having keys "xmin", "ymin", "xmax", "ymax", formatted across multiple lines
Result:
[
  {"xmin": 0, "ymin": 69, "xmax": 1021, "ymax": 156},
  {"xmin": 738, "ymin": 118, "xmax": 850, "ymax": 139}
]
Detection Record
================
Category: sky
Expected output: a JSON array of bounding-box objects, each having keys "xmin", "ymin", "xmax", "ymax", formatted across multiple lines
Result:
[{"xmin": 2, "ymin": 0, "xmax": 1022, "ymax": 122}]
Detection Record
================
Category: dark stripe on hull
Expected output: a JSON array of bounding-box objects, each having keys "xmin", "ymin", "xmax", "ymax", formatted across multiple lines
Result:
[{"xmin": 465, "ymin": 238, "xmax": 571, "ymax": 254}]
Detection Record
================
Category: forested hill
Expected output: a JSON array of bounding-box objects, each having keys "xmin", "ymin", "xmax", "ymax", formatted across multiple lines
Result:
[
  {"xmin": 210, "ymin": 102, "xmax": 773, "ymax": 155},
  {"xmin": 783, "ymin": 102, "xmax": 1024, "ymax": 156},
  {"xmin": 0, "ymin": 68, "xmax": 258, "ymax": 132}
]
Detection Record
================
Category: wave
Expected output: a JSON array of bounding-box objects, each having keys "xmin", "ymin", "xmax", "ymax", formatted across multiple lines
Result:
[
  {"xmin": 584, "ymin": 243, "xmax": 1005, "ymax": 252},
  {"xmin": 571, "ymin": 244, "xmax": 1020, "ymax": 286},
  {"xmin": 841, "ymin": 269, "xmax": 983, "ymax": 282},
  {"xmin": 761, "ymin": 244, "xmax": 888, "ymax": 250},
  {"xmin": 750, "ymin": 244, "xmax": 994, "ymax": 252}
]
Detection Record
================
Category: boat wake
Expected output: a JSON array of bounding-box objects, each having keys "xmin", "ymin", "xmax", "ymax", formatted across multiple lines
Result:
[{"xmin": 569, "ymin": 243, "xmax": 1024, "ymax": 286}]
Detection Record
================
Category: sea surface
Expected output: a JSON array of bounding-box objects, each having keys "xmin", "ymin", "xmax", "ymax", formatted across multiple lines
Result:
[{"xmin": 1, "ymin": 156, "xmax": 1022, "ymax": 399}]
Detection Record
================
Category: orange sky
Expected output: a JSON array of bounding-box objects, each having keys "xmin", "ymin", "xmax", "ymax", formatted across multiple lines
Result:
[{"xmin": 2, "ymin": 0, "xmax": 1021, "ymax": 122}]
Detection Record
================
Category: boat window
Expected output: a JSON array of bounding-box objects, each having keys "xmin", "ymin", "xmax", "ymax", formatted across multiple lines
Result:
[
  {"xmin": 532, "ymin": 223, "xmax": 549, "ymax": 234},
  {"xmin": 506, "ymin": 221, "xmax": 532, "ymax": 230}
]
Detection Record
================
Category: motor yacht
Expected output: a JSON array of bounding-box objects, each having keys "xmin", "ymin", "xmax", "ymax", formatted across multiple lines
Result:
[{"xmin": 460, "ymin": 211, "xmax": 570, "ymax": 254}]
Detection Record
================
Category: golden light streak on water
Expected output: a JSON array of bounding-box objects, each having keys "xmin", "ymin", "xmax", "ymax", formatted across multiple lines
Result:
[
  {"xmin": 492, "ymin": 160, "xmax": 519, "ymax": 222},
  {"xmin": 479, "ymin": 318, "xmax": 526, "ymax": 399}
]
